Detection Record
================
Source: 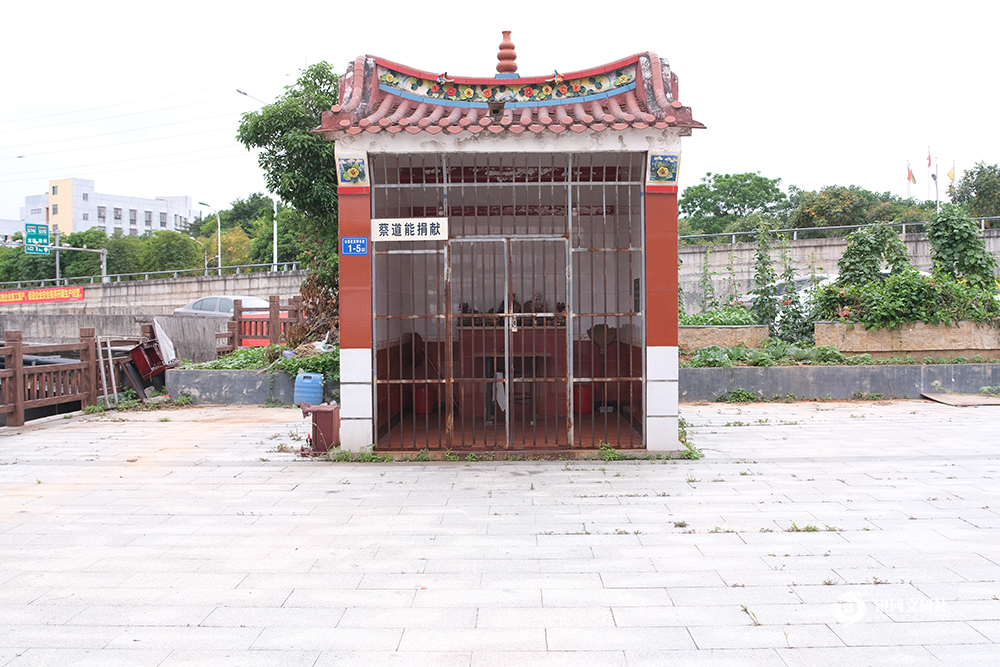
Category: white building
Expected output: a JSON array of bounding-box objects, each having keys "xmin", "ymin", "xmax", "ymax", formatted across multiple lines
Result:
[{"xmin": 19, "ymin": 178, "xmax": 197, "ymax": 237}]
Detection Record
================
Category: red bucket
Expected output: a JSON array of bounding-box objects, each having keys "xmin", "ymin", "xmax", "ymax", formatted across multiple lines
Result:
[{"xmin": 414, "ymin": 385, "xmax": 437, "ymax": 414}]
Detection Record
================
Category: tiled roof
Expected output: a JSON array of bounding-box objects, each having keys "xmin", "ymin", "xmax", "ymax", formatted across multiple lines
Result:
[{"xmin": 315, "ymin": 52, "xmax": 703, "ymax": 138}]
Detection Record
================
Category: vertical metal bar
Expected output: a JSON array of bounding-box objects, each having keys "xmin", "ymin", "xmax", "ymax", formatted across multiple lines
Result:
[
  {"xmin": 504, "ymin": 238, "xmax": 511, "ymax": 448},
  {"xmin": 566, "ymin": 153, "xmax": 575, "ymax": 448}
]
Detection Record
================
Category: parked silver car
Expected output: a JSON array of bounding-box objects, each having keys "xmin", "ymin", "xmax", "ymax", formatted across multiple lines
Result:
[{"xmin": 173, "ymin": 295, "xmax": 269, "ymax": 317}]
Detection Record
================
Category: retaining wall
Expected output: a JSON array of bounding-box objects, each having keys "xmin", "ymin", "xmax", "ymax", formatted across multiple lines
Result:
[
  {"xmin": 679, "ymin": 364, "xmax": 1000, "ymax": 402},
  {"xmin": 679, "ymin": 228, "xmax": 1000, "ymax": 313},
  {"xmin": 165, "ymin": 369, "xmax": 339, "ymax": 405},
  {"xmin": 815, "ymin": 321, "xmax": 1000, "ymax": 360},
  {"xmin": 679, "ymin": 325, "xmax": 769, "ymax": 354},
  {"xmin": 0, "ymin": 271, "xmax": 306, "ymax": 316}
]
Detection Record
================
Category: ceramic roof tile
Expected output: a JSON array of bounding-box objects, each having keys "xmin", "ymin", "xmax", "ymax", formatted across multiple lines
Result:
[{"xmin": 316, "ymin": 51, "xmax": 703, "ymax": 139}]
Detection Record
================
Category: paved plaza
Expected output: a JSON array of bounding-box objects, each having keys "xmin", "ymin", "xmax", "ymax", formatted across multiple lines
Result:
[{"xmin": 0, "ymin": 400, "xmax": 998, "ymax": 665}]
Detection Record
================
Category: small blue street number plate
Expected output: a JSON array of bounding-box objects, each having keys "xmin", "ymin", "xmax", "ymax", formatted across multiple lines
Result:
[{"xmin": 341, "ymin": 237, "xmax": 369, "ymax": 256}]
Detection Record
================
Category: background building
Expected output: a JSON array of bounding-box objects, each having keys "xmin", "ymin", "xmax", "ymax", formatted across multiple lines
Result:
[{"xmin": 19, "ymin": 178, "xmax": 197, "ymax": 237}]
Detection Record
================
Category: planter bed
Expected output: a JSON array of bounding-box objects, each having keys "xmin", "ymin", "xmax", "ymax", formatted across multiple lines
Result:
[
  {"xmin": 815, "ymin": 321, "xmax": 1000, "ymax": 360},
  {"xmin": 679, "ymin": 325, "xmax": 769, "ymax": 354}
]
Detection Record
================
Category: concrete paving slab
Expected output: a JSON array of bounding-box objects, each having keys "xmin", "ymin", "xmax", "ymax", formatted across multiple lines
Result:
[{"xmin": 0, "ymin": 400, "xmax": 997, "ymax": 662}]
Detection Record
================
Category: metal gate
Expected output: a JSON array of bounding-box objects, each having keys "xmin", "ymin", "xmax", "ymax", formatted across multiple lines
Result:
[
  {"xmin": 371, "ymin": 152, "xmax": 645, "ymax": 452},
  {"xmin": 450, "ymin": 237, "xmax": 570, "ymax": 449}
]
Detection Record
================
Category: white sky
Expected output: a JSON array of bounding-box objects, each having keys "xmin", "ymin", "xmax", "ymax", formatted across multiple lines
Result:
[{"xmin": 2, "ymin": 0, "xmax": 995, "ymax": 221}]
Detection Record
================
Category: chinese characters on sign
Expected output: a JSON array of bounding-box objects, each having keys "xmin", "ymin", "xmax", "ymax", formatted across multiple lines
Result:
[
  {"xmin": 0, "ymin": 286, "xmax": 85, "ymax": 304},
  {"xmin": 24, "ymin": 223, "xmax": 50, "ymax": 255},
  {"xmin": 340, "ymin": 237, "xmax": 369, "ymax": 256},
  {"xmin": 371, "ymin": 217, "xmax": 448, "ymax": 242}
]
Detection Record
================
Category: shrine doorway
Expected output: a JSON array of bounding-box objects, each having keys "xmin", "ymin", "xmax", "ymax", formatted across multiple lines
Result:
[{"xmin": 371, "ymin": 152, "xmax": 645, "ymax": 452}]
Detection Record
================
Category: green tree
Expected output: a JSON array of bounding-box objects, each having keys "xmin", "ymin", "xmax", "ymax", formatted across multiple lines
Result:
[
  {"xmin": 680, "ymin": 172, "xmax": 789, "ymax": 235},
  {"xmin": 105, "ymin": 232, "xmax": 144, "ymax": 276},
  {"xmin": 250, "ymin": 204, "xmax": 303, "ymax": 265},
  {"xmin": 62, "ymin": 228, "xmax": 108, "ymax": 278},
  {"xmin": 927, "ymin": 205, "xmax": 998, "ymax": 291},
  {"xmin": 949, "ymin": 162, "xmax": 1000, "ymax": 221},
  {"xmin": 788, "ymin": 186, "xmax": 934, "ymax": 236},
  {"xmin": 237, "ymin": 62, "xmax": 340, "ymax": 287},
  {"xmin": 140, "ymin": 230, "xmax": 201, "ymax": 273}
]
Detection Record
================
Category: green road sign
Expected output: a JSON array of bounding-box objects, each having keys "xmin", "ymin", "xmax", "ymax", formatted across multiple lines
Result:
[{"xmin": 25, "ymin": 223, "xmax": 50, "ymax": 255}]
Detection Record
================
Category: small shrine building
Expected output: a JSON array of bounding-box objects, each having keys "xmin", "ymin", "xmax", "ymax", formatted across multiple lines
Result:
[{"xmin": 315, "ymin": 32, "xmax": 703, "ymax": 454}]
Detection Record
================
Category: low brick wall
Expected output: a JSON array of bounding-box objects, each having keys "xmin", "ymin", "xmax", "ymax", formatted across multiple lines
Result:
[
  {"xmin": 815, "ymin": 321, "xmax": 1000, "ymax": 360},
  {"xmin": 679, "ymin": 325, "xmax": 769, "ymax": 354}
]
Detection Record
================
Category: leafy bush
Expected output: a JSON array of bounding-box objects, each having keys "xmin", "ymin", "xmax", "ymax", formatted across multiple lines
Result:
[
  {"xmin": 278, "ymin": 349, "xmax": 340, "ymax": 382},
  {"xmin": 181, "ymin": 346, "xmax": 340, "ymax": 383},
  {"xmin": 689, "ymin": 346, "xmax": 733, "ymax": 368},
  {"xmin": 927, "ymin": 205, "xmax": 998, "ymax": 291},
  {"xmin": 836, "ymin": 222, "xmax": 911, "ymax": 287},
  {"xmin": 680, "ymin": 306, "xmax": 758, "ymax": 326},
  {"xmin": 183, "ymin": 347, "xmax": 269, "ymax": 370},
  {"xmin": 814, "ymin": 269, "xmax": 998, "ymax": 330},
  {"xmin": 750, "ymin": 223, "xmax": 779, "ymax": 326},
  {"xmin": 716, "ymin": 388, "xmax": 757, "ymax": 403}
]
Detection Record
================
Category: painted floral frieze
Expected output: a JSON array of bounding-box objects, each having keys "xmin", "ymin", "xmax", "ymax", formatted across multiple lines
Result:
[{"xmin": 377, "ymin": 67, "xmax": 637, "ymax": 105}]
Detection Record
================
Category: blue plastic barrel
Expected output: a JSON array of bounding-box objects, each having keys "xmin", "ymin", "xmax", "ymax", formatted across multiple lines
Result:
[{"xmin": 294, "ymin": 372, "xmax": 324, "ymax": 405}]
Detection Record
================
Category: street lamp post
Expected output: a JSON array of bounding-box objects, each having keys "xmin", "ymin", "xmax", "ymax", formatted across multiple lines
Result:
[
  {"xmin": 198, "ymin": 202, "xmax": 222, "ymax": 276},
  {"xmin": 237, "ymin": 89, "xmax": 279, "ymax": 272},
  {"xmin": 189, "ymin": 237, "xmax": 208, "ymax": 275}
]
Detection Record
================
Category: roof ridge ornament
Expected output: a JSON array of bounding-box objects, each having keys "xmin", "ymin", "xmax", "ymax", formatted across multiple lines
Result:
[{"xmin": 496, "ymin": 31, "xmax": 517, "ymax": 75}]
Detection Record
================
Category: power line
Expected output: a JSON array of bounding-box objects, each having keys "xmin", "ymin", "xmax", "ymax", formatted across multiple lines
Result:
[
  {"xmin": 0, "ymin": 145, "xmax": 250, "ymax": 183},
  {"xmin": 0, "ymin": 112, "xmax": 242, "ymax": 152},
  {"xmin": 0, "ymin": 71, "xmax": 289, "ymax": 128}
]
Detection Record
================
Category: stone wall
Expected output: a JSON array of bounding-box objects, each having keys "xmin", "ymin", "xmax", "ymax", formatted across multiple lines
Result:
[
  {"xmin": 0, "ymin": 271, "xmax": 306, "ymax": 316},
  {"xmin": 815, "ymin": 321, "xmax": 1000, "ymax": 360},
  {"xmin": 680, "ymin": 229, "xmax": 1000, "ymax": 313},
  {"xmin": 679, "ymin": 325, "xmax": 769, "ymax": 354}
]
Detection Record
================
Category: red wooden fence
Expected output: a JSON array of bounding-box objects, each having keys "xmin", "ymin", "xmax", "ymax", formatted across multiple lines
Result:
[{"xmin": 216, "ymin": 296, "xmax": 305, "ymax": 354}]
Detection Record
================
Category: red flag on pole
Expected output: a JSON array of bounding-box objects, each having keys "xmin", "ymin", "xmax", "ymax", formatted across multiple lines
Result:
[
  {"xmin": 927, "ymin": 150, "xmax": 932, "ymax": 168},
  {"xmin": 907, "ymin": 164, "xmax": 916, "ymax": 184}
]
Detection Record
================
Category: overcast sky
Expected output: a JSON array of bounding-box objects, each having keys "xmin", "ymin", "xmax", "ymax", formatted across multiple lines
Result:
[{"xmin": 2, "ymin": 0, "xmax": 995, "ymax": 222}]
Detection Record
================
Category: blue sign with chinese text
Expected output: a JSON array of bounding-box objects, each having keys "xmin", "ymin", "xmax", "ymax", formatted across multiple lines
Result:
[{"xmin": 341, "ymin": 237, "xmax": 369, "ymax": 256}]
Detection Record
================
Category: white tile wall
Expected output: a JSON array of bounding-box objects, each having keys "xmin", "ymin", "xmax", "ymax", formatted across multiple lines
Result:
[
  {"xmin": 647, "ymin": 346, "xmax": 679, "ymax": 382},
  {"xmin": 340, "ymin": 348, "xmax": 372, "ymax": 384},
  {"xmin": 646, "ymin": 380, "xmax": 678, "ymax": 417},
  {"xmin": 645, "ymin": 416, "xmax": 679, "ymax": 451},
  {"xmin": 339, "ymin": 418, "xmax": 374, "ymax": 453},
  {"xmin": 340, "ymin": 383, "xmax": 373, "ymax": 419}
]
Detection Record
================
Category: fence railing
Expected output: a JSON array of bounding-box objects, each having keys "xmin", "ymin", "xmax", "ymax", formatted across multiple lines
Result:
[
  {"xmin": 216, "ymin": 296, "xmax": 306, "ymax": 354},
  {"xmin": 680, "ymin": 217, "xmax": 1000, "ymax": 245},
  {"xmin": 0, "ymin": 262, "xmax": 303, "ymax": 291},
  {"xmin": 0, "ymin": 329, "xmax": 97, "ymax": 427}
]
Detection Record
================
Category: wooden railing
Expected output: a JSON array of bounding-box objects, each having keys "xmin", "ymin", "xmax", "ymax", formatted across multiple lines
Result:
[
  {"xmin": 216, "ymin": 296, "xmax": 306, "ymax": 354},
  {"xmin": 0, "ymin": 329, "xmax": 97, "ymax": 427}
]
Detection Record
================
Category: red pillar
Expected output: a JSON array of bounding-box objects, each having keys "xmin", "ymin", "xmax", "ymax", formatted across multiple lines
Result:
[
  {"xmin": 339, "ymin": 192, "xmax": 372, "ymax": 350},
  {"xmin": 645, "ymin": 191, "xmax": 679, "ymax": 346}
]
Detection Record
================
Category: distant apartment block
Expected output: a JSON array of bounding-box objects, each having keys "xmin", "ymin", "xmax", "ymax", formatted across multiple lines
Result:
[
  {"xmin": 0, "ymin": 218, "xmax": 20, "ymax": 242},
  {"xmin": 19, "ymin": 178, "xmax": 197, "ymax": 237}
]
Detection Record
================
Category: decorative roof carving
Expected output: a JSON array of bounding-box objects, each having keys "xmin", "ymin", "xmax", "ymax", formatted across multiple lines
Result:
[{"xmin": 316, "ymin": 50, "xmax": 703, "ymax": 138}]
